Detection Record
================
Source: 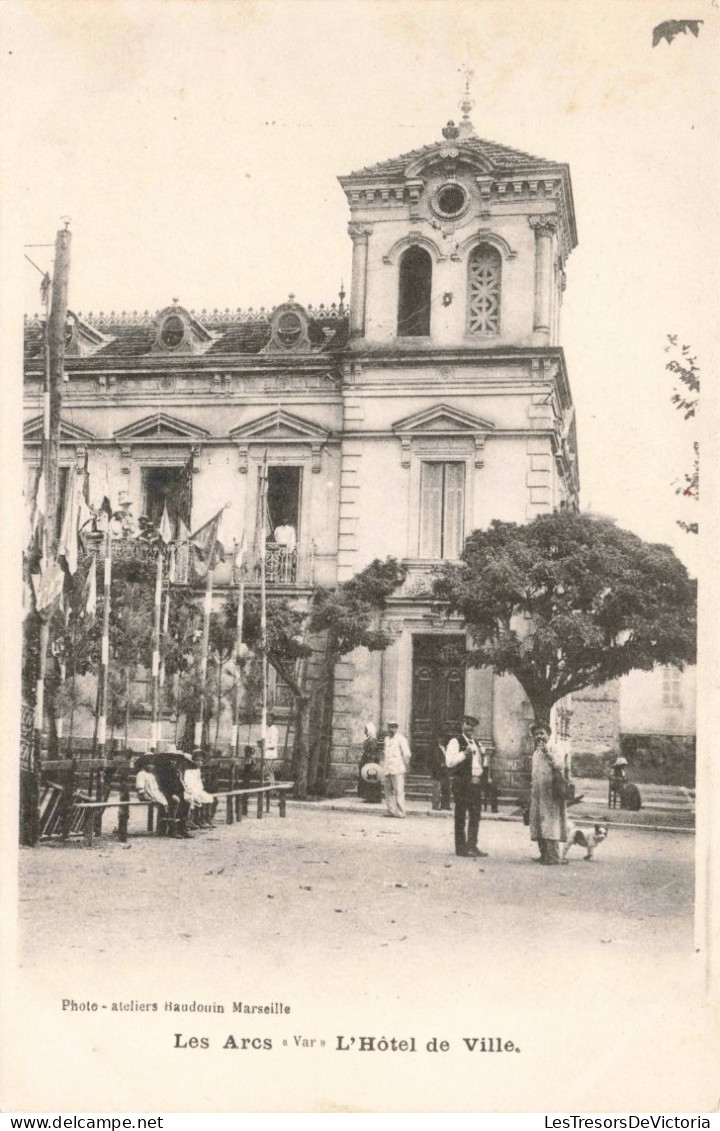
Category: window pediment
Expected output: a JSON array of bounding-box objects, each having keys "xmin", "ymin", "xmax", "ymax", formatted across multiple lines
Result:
[
  {"xmin": 24, "ymin": 415, "xmax": 96, "ymax": 442},
  {"xmin": 230, "ymin": 410, "xmax": 330, "ymax": 473},
  {"xmin": 393, "ymin": 404, "xmax": 494, "ymax": 471},
  {"xmin": 392, "ymin": 403, "xmax": 495, "ymax": 436},
  {"xmin": 229, "ymin": 409, "xmax": 329, "ymax": 443},
  {"xmin": 113, "ymin": 412, "xmax": 210, "ymax": 441}
]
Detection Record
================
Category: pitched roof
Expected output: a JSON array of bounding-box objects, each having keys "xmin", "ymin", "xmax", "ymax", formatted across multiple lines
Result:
[
  {"xmin": 346, "ymin": 132, "xmax": 561, "ymax": 180},
  {"xmin": 23, "ymin": 306, "xmax": 349, "ymax": 364}
]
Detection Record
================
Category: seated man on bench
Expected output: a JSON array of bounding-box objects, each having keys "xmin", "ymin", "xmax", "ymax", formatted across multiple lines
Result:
[{"xmin": 135, "ymin": 756, "xmax": 169, "ymax": 827}]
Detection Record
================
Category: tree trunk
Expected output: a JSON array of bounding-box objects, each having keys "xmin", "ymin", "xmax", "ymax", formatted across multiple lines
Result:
[{"xmin": 292, "ymin": 693, "xmax": 311, "ymax": 799}]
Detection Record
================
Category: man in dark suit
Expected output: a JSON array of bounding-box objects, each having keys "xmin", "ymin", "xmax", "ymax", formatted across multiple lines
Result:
[{"xmin": 445, "ymin": 715, "xmax": 488, "ymax": 858}]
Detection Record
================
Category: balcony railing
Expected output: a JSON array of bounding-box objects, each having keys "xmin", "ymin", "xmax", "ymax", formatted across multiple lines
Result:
[{"xmin": 243, "ymin": 542, "xmax": 313, "ymax": 586}]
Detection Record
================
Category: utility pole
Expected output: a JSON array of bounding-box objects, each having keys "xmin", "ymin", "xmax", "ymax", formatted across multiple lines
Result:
[
  {"xmin": 45, "ymin": 224, "xmax": 72, "ymax": 551},
  {"xmin": 29, "ymin": 225, "xmax": 71, "ymax": 843}
]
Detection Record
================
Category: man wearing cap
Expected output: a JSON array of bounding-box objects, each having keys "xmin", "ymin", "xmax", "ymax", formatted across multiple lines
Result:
[
  {"xmin": 445, "ymin": 715, "xmax": 488, "ymax": 858},
  {"xmin": 529, "ymin": 722, "xmax": 568, "ymax": 865},
  {"xmin": 382, "ymin": 720, "xmax": 412, "ymax": 817}
]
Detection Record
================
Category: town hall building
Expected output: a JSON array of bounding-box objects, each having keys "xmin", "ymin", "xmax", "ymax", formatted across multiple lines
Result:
[{"xmin": 23, "ymin": 104, "xmax": 581, "ymax": 792}]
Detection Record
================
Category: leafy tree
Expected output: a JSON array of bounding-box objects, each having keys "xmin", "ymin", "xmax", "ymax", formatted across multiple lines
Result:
[
  {"xmin": 433, "ymin": 512, "xmax": 697, "ymax": 728},
  {"xmin": 665, "ymin": 335, "xmax": 699, "ymax": 534},
  {"xmin": 307, "ymin": 557, "xmax": 407, "ymax": 792},
  {"xmin": 220, "ymin": 558, "xmax": 407, "ymax": 796}
]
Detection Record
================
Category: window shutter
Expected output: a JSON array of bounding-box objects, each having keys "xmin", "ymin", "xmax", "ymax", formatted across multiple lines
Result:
[
  {"xmin": 442, "ymin": 462, "xmax": 465, "ymax": 559},
  {"xmin": 419, "ymin": 463, "xmax": 443, "ymax": 558}
]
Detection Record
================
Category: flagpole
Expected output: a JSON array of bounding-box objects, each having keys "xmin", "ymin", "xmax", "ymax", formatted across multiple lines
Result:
[
  {"xmin": 150, "ymin": 547, "xmax": 163, "ymax": 749},
  {"xmin": 194, "ymin": 536, "xmax": 216, "ymax": 751},
  {"xmin": 29, "ymin": 272, "xmax": 53, "ymax": 844},
  {"xmin": 159, "ymin": 544, "xmax": 174, "ymax": 703},
  {"xmin": 231, "ymin": 539, "xmax": 246, "ymax": 759},
  {"xmin": 259, "ymin": 453, "xmax": 268, "ymax": 797},
  {"xmin": 97, "ymin": 529, "xmax": 112, "ymax": 760}
]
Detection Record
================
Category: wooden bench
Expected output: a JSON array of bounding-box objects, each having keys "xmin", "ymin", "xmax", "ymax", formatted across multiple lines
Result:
[
  {"xmin": 214, "ymin": 782, "xmax": 295, "ymax": 824},
  {"xmin": 66, "ymin": 783, "xmax": 296, "ymax": 847}
]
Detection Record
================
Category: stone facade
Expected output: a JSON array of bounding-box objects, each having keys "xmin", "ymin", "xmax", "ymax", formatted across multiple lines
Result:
[{"xmin": 24, "ymin": 112, "xmax": 581, "ymax": 791}]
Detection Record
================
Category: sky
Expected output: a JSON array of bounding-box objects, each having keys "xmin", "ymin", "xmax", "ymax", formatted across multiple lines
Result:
[{"xmin": 2, "ymin": 0, "xmax": 718, "ymax": 574}]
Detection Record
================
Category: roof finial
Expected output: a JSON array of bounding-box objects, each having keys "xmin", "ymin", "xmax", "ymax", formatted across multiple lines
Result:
[{"xmin": 458, "ymin": 62, "xmax": 476, "ymax": 136}]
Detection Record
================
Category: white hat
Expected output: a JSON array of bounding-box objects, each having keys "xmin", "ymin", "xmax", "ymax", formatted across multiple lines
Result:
[{"xmin": 361, "ymin": 762, "xmax": 381, "ymax": 783}]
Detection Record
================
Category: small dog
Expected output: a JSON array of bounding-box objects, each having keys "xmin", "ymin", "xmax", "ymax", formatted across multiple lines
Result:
[{"xmin": 561, "ymin": 823, "xmax": 608, "ymax": 863}]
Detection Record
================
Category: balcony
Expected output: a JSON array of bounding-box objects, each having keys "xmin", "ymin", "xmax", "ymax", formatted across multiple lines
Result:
[{"xmin": 243, "ymin": 542, "xmax": 314, "ymax": 587}]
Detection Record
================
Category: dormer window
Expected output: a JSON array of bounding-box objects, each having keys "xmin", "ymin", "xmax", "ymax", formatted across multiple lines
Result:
[
  {"xmin": 264, "ymin": 301, "xmax": 324, "ymax": 352},
  {"xmin": 276, "ymin": 311, "xmax": 303, "ymax": 348},
  {"xmin": 159, "ymin": 313, "xmax": 186, "ymax": 350}
]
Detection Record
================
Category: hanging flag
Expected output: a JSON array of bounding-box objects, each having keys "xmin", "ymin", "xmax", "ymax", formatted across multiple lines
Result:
[
  {"xmin": 189, "ymin": 508, "xmax": 226, "ymax": 580},
  {"xmin": 32, "ymin": 560, "xmax": 65, "ymax": 619},
  {"xmin": 232, "ymin": 531, "xmax": 246, "ymax": 584},
  {"xmin": 159, "ymin": 502, "xmax": 173, "ymax": 544},
  {"xmin": 89, "ymin": 457, "xmax": 115, "ymax": 518},
  {"xmin": 32, "ymin": 469, "xmax": 46, "ymax": 536},
  {"xmin": 57, "ymin": 471, "xmax": 82, "ymax": 575},
  {"xmin": 84, "ymin": 557, "xmax": 97, "ymax": 619},
  {"xmin": 167, "ymin": 451, "xmax": 194, "ymax": 530},
  {"xmin": 174, "ymin": 519, "xmax": 191, "ymax": 585}
]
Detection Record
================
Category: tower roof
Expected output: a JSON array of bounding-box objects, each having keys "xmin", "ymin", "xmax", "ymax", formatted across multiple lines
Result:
[
  {"xmin": 345, "ymin": 130, "xmax": 560, "ymax": 180},
  {"xmin": 339, "ymin": 119, "xmax": 578, "ymax": 253}
]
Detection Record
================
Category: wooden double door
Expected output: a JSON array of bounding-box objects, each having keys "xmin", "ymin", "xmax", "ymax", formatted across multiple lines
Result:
[{"xmin": 410, "ymin": 635, "xmax": 466, "ymax": 773}]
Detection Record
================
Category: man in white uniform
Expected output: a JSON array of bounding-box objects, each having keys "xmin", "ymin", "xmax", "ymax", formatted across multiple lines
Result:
[
  {"xmin": 263, "ymin": 712, "xmax": 279, "ymax": 784},
  {"xmin": 382, "ymin": 720, "xmax": 411, "ymax": 818}
]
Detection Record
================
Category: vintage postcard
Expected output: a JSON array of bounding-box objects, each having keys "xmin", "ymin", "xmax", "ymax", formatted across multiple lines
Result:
[{"xmin": 1, "ymin": 0, "xmax": 719, "ymax": 1115}]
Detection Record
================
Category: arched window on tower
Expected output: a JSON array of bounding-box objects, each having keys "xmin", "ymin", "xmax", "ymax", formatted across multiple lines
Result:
[
  {"xmin": 467, "ymin": 243, "xmax": 502, "ymax": 335},
  {"xmin": 397, "ymin": 246, "xmax": 432, "ymax": 336}
]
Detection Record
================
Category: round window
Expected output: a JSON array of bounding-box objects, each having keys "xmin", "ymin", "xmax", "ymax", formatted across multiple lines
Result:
[
  {"xmin": 435, "ymin": 183, "xmax": 467, "ymax": 218},
  {"xmin": 276, "ymin": 311, "xmax": 303, "ymax": 347},
  {"xmin": 160, "ymin": 314, "xmax": 185, "ymax": 349}
]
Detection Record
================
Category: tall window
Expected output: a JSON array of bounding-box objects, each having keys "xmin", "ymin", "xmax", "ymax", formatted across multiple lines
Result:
[
  {"xmin": 662, "ymin": 667, "xmax": 682, "ymax": 708},
  {"xmin": 419, "ymin": 462, "xmax": 465, "ymax": 559},
  {"xmin": 467, "ymin": 243, "xmax": 502, "ymax": 335},
  {"xmin": 397, "ymin": 246, "xmax": 432, "ymax": 337},
  {"xmin": 266, "ymin": 466, "xmax": 302, "ymax": 540},
  {"xmin": 142, "ymin": 466, "xmax": 188, "ymax": 536}
]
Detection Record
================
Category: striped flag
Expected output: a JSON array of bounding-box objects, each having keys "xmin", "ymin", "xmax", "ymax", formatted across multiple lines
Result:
[{"xmin": 189, "ymin": 508, "xmax": 225, "ymax": 581}]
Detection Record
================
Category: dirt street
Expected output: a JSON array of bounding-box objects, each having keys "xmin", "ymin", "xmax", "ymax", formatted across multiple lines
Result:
[{"xmin": 12, "ymin": 806, "xmax": 719, "ymax": 1113}]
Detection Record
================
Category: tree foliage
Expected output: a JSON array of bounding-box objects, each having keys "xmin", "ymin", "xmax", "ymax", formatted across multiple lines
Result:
[
  {"xmin": 433, "ymin": 512, "xmax": 697, "ymax": 725},
  {"xmin": 309, "ymin": 557, "xmax": 408, "ymax": 656},
  {"xmin": 665, "ymin": 335, "xmax": 699, "ymax": 534}
]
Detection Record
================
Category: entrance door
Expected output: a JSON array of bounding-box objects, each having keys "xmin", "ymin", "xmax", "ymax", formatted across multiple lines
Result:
[{"xmin": 410, "ymin": 635, "xmax": 466, "ymax": 772}]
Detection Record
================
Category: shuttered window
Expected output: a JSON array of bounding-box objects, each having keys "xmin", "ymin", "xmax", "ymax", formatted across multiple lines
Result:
[{"xmin": 419, "ymin": 462, "xmax": 465, "ymax": 559}]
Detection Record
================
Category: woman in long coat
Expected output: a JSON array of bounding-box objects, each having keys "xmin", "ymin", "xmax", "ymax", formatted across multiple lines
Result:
[
  {"xmin": 529, "ymin": 722, "xmax": 568, "ymax": 865},
  {"xmin": 358, "ymin": 722, "xmax": 382, "ymax": 803}
]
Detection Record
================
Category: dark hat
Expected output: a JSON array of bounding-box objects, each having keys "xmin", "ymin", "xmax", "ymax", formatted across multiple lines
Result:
[
  {"xmin": 530, "ymin": 722, "xmax": 552, "ymax": 736},
  {"xmin": 463, "ymin": 715, "xmax": 479, "ymax": 726}
]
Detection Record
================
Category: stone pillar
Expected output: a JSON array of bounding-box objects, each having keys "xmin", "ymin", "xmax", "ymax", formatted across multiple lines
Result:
[
  {"xmin": 380, "ymin": 624, "xmax": 402, "ymax": 727},
  {"xmin": 348, "ymin": 224, "xmax": 371, "ymax": 337},
  {"xmin": 529, "ymin": 216, "xmax": 557, "ymax": 340}
]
